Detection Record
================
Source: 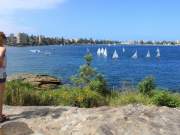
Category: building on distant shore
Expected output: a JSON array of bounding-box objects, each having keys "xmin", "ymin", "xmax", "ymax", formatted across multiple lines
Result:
[
  {"xmin": 16, "ymin": 33, "xmax": 29, "ymax": 45},
  {"xmin": 176, "ymin": 40, "xmax": 180, "ymax": 45},
  {"xmin": 8, "ymin": 34, "xmax": 17, "ymax": 45}
]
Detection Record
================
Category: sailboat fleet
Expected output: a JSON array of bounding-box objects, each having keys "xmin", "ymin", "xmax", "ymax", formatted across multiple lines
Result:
[
  {"xmin": 96, "ymin": 47, "xmax": 161, "ymax": 59},
  {"xmin": 97, "ymin": 48, "xmax": 108, "ymax": 57}
]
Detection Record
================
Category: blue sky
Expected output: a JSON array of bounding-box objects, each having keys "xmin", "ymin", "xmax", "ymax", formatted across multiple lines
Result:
[{"xmin": 0, "ymin": 0, "xmax": 180, "ymax": 40}]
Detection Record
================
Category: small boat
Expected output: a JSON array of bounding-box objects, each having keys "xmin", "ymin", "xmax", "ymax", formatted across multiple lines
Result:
[
  {"xmin": 156, "ymin": 48, "xmax": 160, "ymax": 58},
  {"xmin": 132, "ymin": 50, "xmax": 138, "ymax": 59},
  {"xmin": 146, "ymin": 50, "xmax": 151, "ymax": 58},
  {"xmin": 97, "ymin": 48, "xmax": 101, "ymax": 56},
  {"xmin": 30, "ymin": 49, "xmax": 40, "ymax": 53},
  {"xmin": 122, "ymin": 47, "xmax": 125, "ymax": 53},
  {"xmin": 100, "ymin": 48, "xmax": 104, "ymax": 55},
  {"xmin": 103, "ymin": 48, "xmax": 108, "ymax": 57},
  {"xmin": 86, "ymin": 48, "xmax": 90, "ymax": 53},
  {"xmin": 112, "ymin": 50, "xmax": 119, "ymax": 59},
  {"xmin": 156, "ymin": 48, "xmax": 160, "ymax": 53}
]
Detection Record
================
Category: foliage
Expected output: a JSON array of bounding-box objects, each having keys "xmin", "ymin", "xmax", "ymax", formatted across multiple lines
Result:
[
  {"xmin": 138, "ymin": 76, "xmax": 155, "ymax": 95},
  {"xmin": 71, "ymin": 53, "xmax": 97, "ymax": 87},
  {"xmin": 88, "ymin": 74, "xmax": 109, "ymax": 95},
  {"xmin": 5, "ymin": 80, "xmax": 106, "ymax": 107},
  {"xmin": 108, "ymin": 91, "xmax": 153, "ymax": 106},
  {"xmin": 71, "ymin": 53, "xmax": 109, "ymax": 95},
  {"xmin": 55, "ymin": 87, "xmax": 106, "ymax": 108},
  {"xmin": 4, "ymin": 77, "xmax": 180, "ymax": 108},
  {"xmin": 152, "ymin": 90, "xmax": 180, "ymax": 107}
]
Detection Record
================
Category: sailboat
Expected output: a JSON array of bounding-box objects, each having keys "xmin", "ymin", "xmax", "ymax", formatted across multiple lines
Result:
[
  {"xmin": 132, "ymin": 50, "xmax": 138, "ymax": 59},
  {"xmin": 156, "ymin": 48, "xmax": 160, "ymax": 58},
  {"xmin": 103, "ymin": 48, "xmax": 108, "ymax": 57},
  {"xmin": 100, "ymin": 48, "xmax": 104, "ymax": 55},
  {"xmin": 97, "ymin": 48, "xmax": 101, "ymax": 56},
  {"xmin": 146, "ymin": 50, "xmax": 151, "ymax": 58},
  {"xmin": 30, "ymin": 49, "xmax": 40, "ymax": 53},
  {"xmin": 156, "ymin": 48, "xmax": 160, "ymax": 53},
  {"xmin": 86, "ymin": 48, "xmax": 90, "ymax": 53},
  {"xmin": 112, "ymin": 50, "xmax": 119, "ymax": 59},
  {"xmin": 122, "ymin": 47, "xmax": 125, "ymax": 53}
]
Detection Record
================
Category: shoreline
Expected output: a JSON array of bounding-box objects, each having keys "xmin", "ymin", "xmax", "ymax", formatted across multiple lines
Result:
[{"xmin": 6, "ymin": 43, "xmax": 180, "ymax": 47}]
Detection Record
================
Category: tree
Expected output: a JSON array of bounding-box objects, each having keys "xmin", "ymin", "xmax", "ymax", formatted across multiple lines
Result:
[
  {"xmin": 71, "ymin": 53, "xmax": 109, "ymax": 95},
  {"xmin": 71, "ymin": 53, "xmax": 96, "ymax": 87}
]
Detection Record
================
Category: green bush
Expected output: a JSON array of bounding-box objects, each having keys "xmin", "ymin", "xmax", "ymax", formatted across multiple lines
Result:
[
  {"xmin": 5, "ymin": 80, "xmax": 56, "ymax": 106},
  {"xmin": 152, "ymin": 91, "xmax": 180, "ymax": 108},
  {"xmin": 55, "ymin": 87, "xmax": 106, "ymax": 107},
  {"xmin": 5, "ymin": 80, "xmax": 106, "ymax": 107},
  {"xmin": 88, "ymin": 74, "xmax": 109, "ymax": 95},
  {"xmin": 138, "ymin": 77, "xmax": 155, "ymax": 95},
  {"xmin": 108, "ymin": 91, "xmax": 153, "ymax": 106}
]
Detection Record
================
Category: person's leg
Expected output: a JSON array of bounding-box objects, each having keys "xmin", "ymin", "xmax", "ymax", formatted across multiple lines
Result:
[{"xmin": 0, "ymin": 83, "xmax": 5, "ymax": 116}]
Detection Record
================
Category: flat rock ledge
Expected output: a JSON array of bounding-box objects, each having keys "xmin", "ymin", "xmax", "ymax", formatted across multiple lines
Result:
[
  {"xmin": 0, "ymin": 104, "xmax": 179, "ymax": 135},
  {"xmin": 7, "ymin": 73, "xmax": 62, "ymax": 89}
]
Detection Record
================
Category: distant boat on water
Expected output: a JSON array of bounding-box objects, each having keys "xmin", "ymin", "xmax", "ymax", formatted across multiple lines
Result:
[
  {"xmin": 97, "ymin": 48, "xmax": 101, "ymax": 56},
  {"xmin": 156, "ymin": 48, "xmax": 161, "ymax": 58},
  {"xmin": 156, "ymin": 48, "xmax": 160, "ymax": 53},
  {"xmin": 30, "ymin": 49, "xmax": 40, "ymax": 53},
  {"xmin": 112, "ymin": 50, "xmax": 119, "ymax": 59},
  {"xmin": 103, "ymin": 48, "xmax": 107, "ymax": 57},
  {"xmin": 122, "ymin": 47, "xmax": 125, "ymax": 53},
  {"xmin": 100, "ymin": 48, "xmax": 104, "ymax": 54},
  {"xmin": 132, "ymin": 50, "xmax": 138, "ymax": 59},
  {"xmin": 86, "ymin": 48, "xmax": 90, "ymax": 53},
  {"xmin": 146, "ymin": 50, "xmax": 151, "ymax": 58}
]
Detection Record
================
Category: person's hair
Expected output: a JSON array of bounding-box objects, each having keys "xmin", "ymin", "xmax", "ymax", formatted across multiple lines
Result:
[
  {"xmin": 0, "ymin": 32, "xmax": 6, "ymax": 40},
  {"xmin": 0, "ymin": 32, "xmax": 7, "ymax": 46}
]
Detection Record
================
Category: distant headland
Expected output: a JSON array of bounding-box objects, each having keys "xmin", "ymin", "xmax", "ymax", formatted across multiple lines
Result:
[{"xmin": 6, "ymin": 32, "xmax": 180, "ymax": 46}]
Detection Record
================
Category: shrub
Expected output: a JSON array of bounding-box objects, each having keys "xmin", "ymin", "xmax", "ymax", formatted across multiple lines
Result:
[
  {"xmin": 55, "ymin": 87, "xmax": 106, "ymax": 108},
  {"xmin": 88, "ymin": 74, "xmax": 109, "ymax": 95},
  {"xmin": 108, "ymin": 91, "xmax": 152, "ymax": 106},
  {"xmin": 5, "ymin": 80, "xmax": 106, "ymax": 107},
  {"xmin": 138, "ymin": 77, "xmax": 155, "ymax": 95},
  {"xmin": 5, "ymin": 80, "xmax": 56, "ymax": 106},
  {"xmin": 152, "ymin": 91, "xmax": 180, "ymax": 108}
]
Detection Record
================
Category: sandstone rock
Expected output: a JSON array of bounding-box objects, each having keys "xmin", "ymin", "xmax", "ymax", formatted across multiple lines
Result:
[
  {"xmin": 7, "ymin": 73, "xmax": 62, "ymax": 89},
  {"xmin": 1, "ymin": 104, "xmax": 180, "ymax": 135}
]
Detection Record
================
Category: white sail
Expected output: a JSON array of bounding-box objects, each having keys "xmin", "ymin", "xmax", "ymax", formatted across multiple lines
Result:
[
  {"xmin": 132, "ymin": 50, "xmax": 138, "ymax": 59},
  {"xmin": 156, "ymin": 48, "xmax": 160, "ymax": 53},
  {"xmin": 156, "ymin": 49, "xmax": 160, "ymax": 57},
  {"xmin": 122, "ymin": 47, "xmax": 125, "ymax": 53},
  {"xmin": 97, "ymin": 48, "xmax": 101, "ymax": 56},
  {"xmin": 112, "ymin": 50, "xmax": 119, "ymax": 59},
  {"xmin": 100, "ymin": 48, "xmax": 104, "ymax": 54},
  {"xmin": 146, "ymin": 50, "xmax": 151, "ymax": 58},
  {"xmin": 103, "ymin": 48, "xmax": 108, "ymax": 57}
]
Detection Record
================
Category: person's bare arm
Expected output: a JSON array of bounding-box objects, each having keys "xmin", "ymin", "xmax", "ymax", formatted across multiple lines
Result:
[{"xmin": 0, "ymin": 48, "xmax": 6, "ymax": 68}]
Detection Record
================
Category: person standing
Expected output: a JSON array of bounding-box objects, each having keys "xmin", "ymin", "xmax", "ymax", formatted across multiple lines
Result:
[{"xmin": 0, "ymin": 32, "xmax": 9, "ymax": 122}]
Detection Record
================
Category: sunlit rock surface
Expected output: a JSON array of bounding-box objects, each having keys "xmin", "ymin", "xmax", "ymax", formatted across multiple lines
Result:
[{"xmin": 0, "ymin": 104, "xmax": 180, "ymax": 135}]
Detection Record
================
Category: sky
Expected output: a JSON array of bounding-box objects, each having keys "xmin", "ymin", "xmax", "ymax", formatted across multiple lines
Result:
[{"xmin": 0, "ymin": 0, "xmax": 180, "ymax": 40}]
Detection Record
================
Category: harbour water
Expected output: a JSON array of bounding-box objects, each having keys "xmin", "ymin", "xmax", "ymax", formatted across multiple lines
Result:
[{"xmin": 7, "ymin": 45, "xmax": 180, "ymax": 91}]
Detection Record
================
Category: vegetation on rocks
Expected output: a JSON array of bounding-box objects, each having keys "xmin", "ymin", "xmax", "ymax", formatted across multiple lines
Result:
[{"xmin": 4, "ymin": 54, "xmax": 180, "ymax": 108}]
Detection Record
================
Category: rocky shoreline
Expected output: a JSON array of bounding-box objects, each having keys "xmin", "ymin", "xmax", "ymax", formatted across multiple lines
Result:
[
  {"xmin": 7, "ymin": 73, "xmax": 62, "ymax": 89},
  {"xmin": 0, "ymin": 104, "xmax": 180, "ymax": 135}
]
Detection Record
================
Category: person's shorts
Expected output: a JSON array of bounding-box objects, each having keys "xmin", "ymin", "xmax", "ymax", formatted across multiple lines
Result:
[{"xmin": 0, "ymin": 78, "xmax": 6, "ymax": 83}]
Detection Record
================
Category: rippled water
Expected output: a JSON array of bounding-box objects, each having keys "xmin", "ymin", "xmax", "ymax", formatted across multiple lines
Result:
[{"xmin": 7, "ymin": 45, "xmax": 180, "ymax": 91}]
